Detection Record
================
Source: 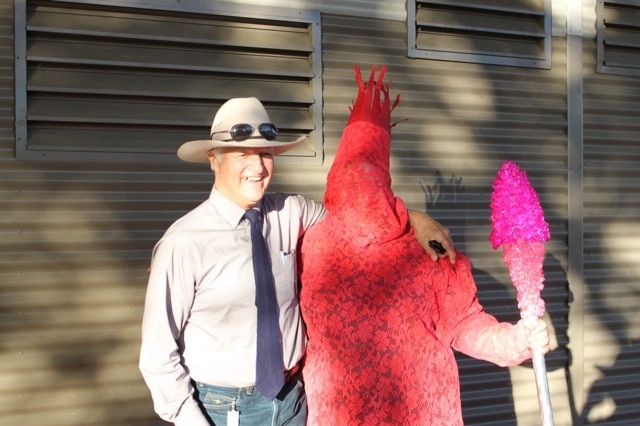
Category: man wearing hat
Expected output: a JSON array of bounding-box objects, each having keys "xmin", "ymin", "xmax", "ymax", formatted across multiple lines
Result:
[{"xmin": 138, "ymin": 97, "xmax": 455, "ymax": 425}]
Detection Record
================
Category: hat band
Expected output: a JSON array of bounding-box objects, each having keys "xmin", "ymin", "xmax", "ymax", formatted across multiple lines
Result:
[{"xmin": 212, "ymin": 123, "xmax": 278, "ymax": 142}]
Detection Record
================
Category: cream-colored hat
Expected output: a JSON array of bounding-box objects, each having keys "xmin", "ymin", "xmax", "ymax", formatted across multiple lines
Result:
[{"xmin": 177, "ymin": 97, "xmax": 306, "ymax": 163}]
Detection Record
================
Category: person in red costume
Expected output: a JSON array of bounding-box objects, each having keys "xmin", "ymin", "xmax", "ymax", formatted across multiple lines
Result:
[{"xmin": 298, "ymin": 65, "xmax": 550, "ymax": 425}]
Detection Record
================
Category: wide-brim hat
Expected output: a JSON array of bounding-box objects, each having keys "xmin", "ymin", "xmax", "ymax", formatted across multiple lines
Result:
[{"xmin": 177, "ymin": 97, "xmax": 306, "ymax": 163}]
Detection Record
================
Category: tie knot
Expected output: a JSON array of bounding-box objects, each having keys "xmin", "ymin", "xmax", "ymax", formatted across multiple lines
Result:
[{"xmin": 244, "ymin": 208, "xmax": 261, "ymax": 225}]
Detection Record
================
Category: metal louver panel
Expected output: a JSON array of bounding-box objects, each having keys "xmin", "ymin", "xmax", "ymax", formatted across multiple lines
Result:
[
  {"xmin": 15, "ymin": 0, "xmax": 322, "ymax": 164},
  {"xmin": 597, "ymin": 0, "xmax": 640, "ymax": 76},
  {"xmin": 408, "ymin": 0, "xmax": 551, "ymax": 69}
]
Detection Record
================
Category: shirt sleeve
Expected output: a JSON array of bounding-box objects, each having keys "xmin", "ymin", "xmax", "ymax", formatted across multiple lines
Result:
[
  {"xmin": 297, "ymin": 194, "xmax": 327, "ymax": 231},
  {"xmin": 138, "ymin": 237, "xmax": 210, "ymax": 425}
]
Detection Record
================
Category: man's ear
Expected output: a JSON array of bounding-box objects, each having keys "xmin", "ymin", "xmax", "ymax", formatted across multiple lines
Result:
[{"xmin": 207, "ymin": 150, "xmax": 218, "ymax": 173}]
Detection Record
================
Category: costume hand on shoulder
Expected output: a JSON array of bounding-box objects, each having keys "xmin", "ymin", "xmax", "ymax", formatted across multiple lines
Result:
[{"xmin": 408, "ymin": 210, "xmax": 456, "ymax": 263}]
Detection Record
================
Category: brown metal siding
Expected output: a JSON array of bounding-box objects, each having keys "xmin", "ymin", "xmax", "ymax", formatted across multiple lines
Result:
[
  {"xmin": 2, "ymin": 1, "xmax": 182, "ymax": 423},
  {"xmin": 582, "ymin": 38, "xmax": 640, "ymax": 424},
  {"xmin": 3, "ymin": 3, "xmax": 571, "ymax": 426},
  {"xmin": 2, "ymin": 1, "xmax": 640, "ymax": 426},
  {"xmin": 2, "ymin": 3, "xmax": 575, "ymax": 426}
]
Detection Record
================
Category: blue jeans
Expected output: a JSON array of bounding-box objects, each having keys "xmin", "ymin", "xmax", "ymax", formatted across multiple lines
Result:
[{"xmin": 193, "ymin": 373, "xmax": 307, "ymax": 426}]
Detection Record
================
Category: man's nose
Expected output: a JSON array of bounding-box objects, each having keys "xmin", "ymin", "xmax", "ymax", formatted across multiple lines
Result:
[{"xmin": 248, "ymin": 154, "xmax": 265, "ymax": 170}]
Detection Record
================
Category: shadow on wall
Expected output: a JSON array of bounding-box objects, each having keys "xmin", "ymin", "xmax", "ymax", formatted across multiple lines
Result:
[
  {"xmin": 581, "ymin": 223, "xmax": 640, "ymax": 423},
  {"xmin": 422, "ymin": 172, "xmax": 574, "ymax": 425},
  {"xmin": 0, "ymin": 173, "xmax": 164, "ymax": 425},
  {"xmin": 579, "ymin": 149, "xmax": 640, "ymax": 424},
  {"xmin": 582, "ymin": 339, "xmax": 640, "ymax": 424}
]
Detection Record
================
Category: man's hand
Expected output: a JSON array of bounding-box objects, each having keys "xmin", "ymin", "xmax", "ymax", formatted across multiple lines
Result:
[{"xmin": 408, "ymin": 210, "xmax": 456, "ymax": 263}]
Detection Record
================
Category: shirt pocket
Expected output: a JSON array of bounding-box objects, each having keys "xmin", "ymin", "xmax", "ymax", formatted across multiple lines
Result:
[{"xmin": 272, "ymin": 249, "xmax": 298, "ymax": 302}]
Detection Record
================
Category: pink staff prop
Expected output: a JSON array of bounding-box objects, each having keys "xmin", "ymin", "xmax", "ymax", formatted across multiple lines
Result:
[{"xmin": 489, "ymin": 161, "xmax": 554, "ymax": 425}]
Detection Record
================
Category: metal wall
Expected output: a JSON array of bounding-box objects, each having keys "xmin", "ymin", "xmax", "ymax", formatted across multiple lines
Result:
[
  {"xmin": 1, "ymin": 0, "xmax": 639, "ymax": 425},
  {"xmin": 2, "ymin": 2, "xmax": 180, "ymax": 423},
  {"xmin": 579, "ymin": 37, "xmax": 640, "ymax": 425}
]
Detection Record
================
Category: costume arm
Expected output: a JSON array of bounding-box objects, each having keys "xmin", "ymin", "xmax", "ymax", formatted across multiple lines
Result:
[
  {"xmin": 451, "ymin": 314, "xmax": 533, "ymax": 367},
  {"xmin": 436, "ymin": 252, "xmax": 533, "ymax": 367},
  {"xmin": 138, "ymin": 239, "xmax": 211, "ymax": 426}
]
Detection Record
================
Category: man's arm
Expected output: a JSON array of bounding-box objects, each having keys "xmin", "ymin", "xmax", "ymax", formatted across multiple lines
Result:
[
  {"xmin": 139, "ymin": 240, "xmax": 211, "ymax": 426},
  {"xmin": 298, "ymin": 195, "xmax": 328, "ymax": 230},
  {"xmin": 408, "ymin": 210, "xmax": 456, "ymax": 263}
]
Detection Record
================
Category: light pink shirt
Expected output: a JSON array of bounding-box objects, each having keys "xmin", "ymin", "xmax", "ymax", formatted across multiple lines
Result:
[{"xmin": 139, "ymin": 188, "xmax": 325, "ymax": 425}]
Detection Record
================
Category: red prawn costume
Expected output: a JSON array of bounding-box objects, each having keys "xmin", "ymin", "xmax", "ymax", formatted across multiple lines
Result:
[{"xmin": 299, "ymin": 65, "xmax": 536, "ymax": 425}]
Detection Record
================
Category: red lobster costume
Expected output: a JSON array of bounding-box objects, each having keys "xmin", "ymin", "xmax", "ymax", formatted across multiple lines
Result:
[{"xmin": 299, "ymin": 66, "xmax": 535, "ymax": 425}]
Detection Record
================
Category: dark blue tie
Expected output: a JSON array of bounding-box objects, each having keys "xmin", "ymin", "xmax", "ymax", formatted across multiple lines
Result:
[{"xmin": 244, "ymin": 208, "xmax": 285, "ymax": 400}]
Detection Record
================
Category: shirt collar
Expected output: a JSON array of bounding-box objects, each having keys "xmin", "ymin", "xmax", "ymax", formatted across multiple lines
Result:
[{"xmin": 209, "ymin": 188, "xmax": 262, "ymax": 228}]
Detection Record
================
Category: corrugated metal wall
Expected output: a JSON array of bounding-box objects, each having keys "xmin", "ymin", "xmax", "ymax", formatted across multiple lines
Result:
[
  {"xmin": 1, "ymin": 0, "xmax": 639, "ymax": 425},
  {"xmin": 2, "ymin": 1, "xmax": 184, "ymax": 423},
  {"xmin": 580, "ymin": 36, "xmax": 640, "ymax": 424}
]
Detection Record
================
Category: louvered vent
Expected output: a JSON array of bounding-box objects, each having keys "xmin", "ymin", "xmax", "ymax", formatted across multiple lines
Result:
[
  {"xmin": 14, "ymin": 0, "xmax": 322, "ymax": 163},
  {"xmin": 408, "ymin": 0, "xmax": 551, "ymax": 69},
  {"xmin": 597, "ymin": 0, "xmax": 640, "ymax": 76}
]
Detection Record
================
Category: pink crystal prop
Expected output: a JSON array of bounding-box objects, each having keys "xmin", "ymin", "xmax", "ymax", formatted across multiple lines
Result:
[
  {"xmin": 490, "ymin": 160, "xmax": 554, "ymax": 425},
  {"xmin": 490, "ymin": 160, "xmax": 550, "ymax": 320}
]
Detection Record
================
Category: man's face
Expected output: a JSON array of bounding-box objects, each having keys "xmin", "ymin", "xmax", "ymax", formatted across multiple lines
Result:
[{"xmin": 209, "ymin": 147, "xmax": 275, "ymax": 210}]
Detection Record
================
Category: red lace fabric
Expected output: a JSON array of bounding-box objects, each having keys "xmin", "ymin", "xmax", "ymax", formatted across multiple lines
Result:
[{"xmin": 299, "ymin": 66, "xmax": 532, "ymax": 425}]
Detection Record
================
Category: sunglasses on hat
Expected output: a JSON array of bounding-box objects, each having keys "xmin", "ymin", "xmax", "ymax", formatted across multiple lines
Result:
[{"xmin": 213, "ymin": 123, "xmax": 278, "ymax": 142}]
